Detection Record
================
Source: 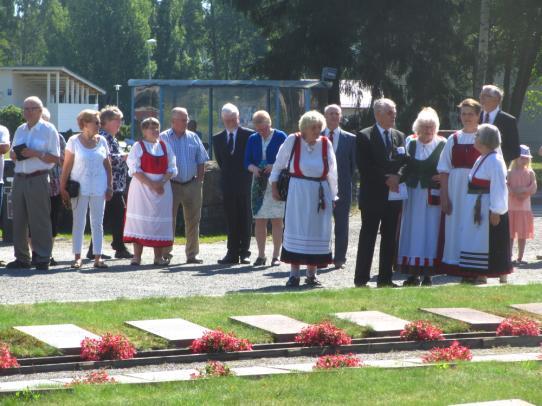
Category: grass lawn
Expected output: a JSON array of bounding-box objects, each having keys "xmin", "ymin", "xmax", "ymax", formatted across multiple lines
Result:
[
  {"xmin": 1, "ymin": 361, "xmax": 541, "ymax": 405},
  {"xmin": 0, "ymin": 284, "xmax": 541, "ymax": 357},
  {"xmin": 55, "ymin": 233, "xmax": 227, "ymax": 245}
]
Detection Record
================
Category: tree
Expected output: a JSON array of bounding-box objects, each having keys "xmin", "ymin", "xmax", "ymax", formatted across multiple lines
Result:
[{"xmin": 0, "ymin": 105, "xmax": 24, "ymax": 138}]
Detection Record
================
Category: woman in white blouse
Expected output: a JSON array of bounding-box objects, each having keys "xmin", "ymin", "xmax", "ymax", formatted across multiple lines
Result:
[
  {"xmin": 270, "ymin": 111, "xmax": 338, "ymax": 287},
  {"xmin": 60, "ymin": 109, "xmax": 113, "ymax": 269},
  {"xmin": 123, "ymin": 117, "xmax": 177, "ymax": 266}
]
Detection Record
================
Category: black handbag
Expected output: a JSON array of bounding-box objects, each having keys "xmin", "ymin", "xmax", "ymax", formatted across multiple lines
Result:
[
  {"xmin": 66, "ymin": 179, "xmax": 80, "ymax": 198},
  {"xmin": 277, "ymin": 134, "xmax": 300, "ymax": 201}
]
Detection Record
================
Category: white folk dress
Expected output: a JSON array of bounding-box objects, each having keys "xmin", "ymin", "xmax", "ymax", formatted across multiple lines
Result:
[
  {"xmin": 398, "ymin": 136, "xmax": 445, "ymax": 273},
  {"xmin": 123, "ymin": 140, "xmax": 178, "ymax": 247},
  {"xmin": 437, "ymin": 131, "xmax": 479, "ymax": 272},
  {"xmin": 270, "ymin": 134, "xmax": 338, "ymax": 265}
]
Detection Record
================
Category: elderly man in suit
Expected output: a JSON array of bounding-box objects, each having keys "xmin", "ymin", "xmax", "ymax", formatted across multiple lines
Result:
[
  {"xmin": 479, "ymin": 84, "xmax": 520, "ymax": 165},
  {"xmin": 213, "ymin": 103, "xmax": 253, "ymax": 265},
  {"xmin": 354, "ymin": 98, "xmax": 407, "ymax": 288},
  {"xmin": 323, "ymin": 104, "xmax": 356, "ymax": 269}
]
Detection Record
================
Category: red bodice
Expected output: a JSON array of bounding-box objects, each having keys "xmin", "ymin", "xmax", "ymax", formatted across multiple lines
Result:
[
  {"xmin": 139, "ymin": 140, "xmax": 168, "ymax": 174},
  {"xmin": 451, "ymin": 133, "xmax": 480, "ymax": 169},
  {"xmin": 292, "ymin": 134, "xmax": 329, "ymax": 179}
]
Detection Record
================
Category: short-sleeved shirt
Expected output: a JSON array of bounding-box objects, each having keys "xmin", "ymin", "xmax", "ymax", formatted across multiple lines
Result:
[
  {"xmin": 160, "ymin": 129, "xmax": 209, "ymax": 183},
  {"xmin": 0, "ymin": 125, "xmax": 10, "ymax": 183},
  {"xmin": 66, "ymin": 135, "xmax": 110, "ymax": 196},
  {"xmin": 12, "ymin": 119, "xmax": 60, "ymax": 174},
  {"xmin": 100, "ymin": 129, "xmax": 128, "ymax": 192}
]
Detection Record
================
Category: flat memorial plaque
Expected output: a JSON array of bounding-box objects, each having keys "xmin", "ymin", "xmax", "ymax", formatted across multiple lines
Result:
[
  {"xmin": 333, "ymin": 311, "xmax": 409, "ymax": 336},
  {"xmin": 230, "ymin": 366, "xmax": 291, "ymax": 377},
  {"xmin": 125, "ymin": 369, "xmax": 198, "ymax": 382},
  {"xmin": 510, "ymin": 303, "xmax": 542, "ymax": 316},
  {"xmin": 13, "ymin": 324, "xmax": 100, "ymax": 353},
  {"xmin": 125, "ymin": 318, "xmax": 210, "ymax": 347},
  {"xmin": 421, "ymin": 308, "xmax": 504, "ymax": 330},
  {"xmin": 230, "ymin": 315, "xmax": 309, "ymax": 342}
]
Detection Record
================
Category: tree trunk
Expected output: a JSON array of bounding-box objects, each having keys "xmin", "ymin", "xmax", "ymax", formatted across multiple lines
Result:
[
  {"xmin": 474, "ymin": 0, "xmax": 490, "ymax": 97},
  {"xmin": 501, "ymin": 33, "xmax": 514, "ymax": 112}
]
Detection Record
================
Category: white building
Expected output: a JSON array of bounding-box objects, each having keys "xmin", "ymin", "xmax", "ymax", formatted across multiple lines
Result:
[{"xmin": 0, "ymin": 66, "xmax": 106, "ymax": 132}]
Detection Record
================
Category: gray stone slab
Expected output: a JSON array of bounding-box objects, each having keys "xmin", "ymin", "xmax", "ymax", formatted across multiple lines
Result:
[
  {"xmin": 231, "ymin": 366, "xmax": 292, "ymax": 377},
  {"xmin": 510, "ymin": 303, "xmax": 542, "ymax": 316},
  {"xmin": 13, "ymin": 324, "xmax": 100, "ymax": 353},
  {"xmin": 471, "ymin": 353, "xmax": 541, "ymax": 363},
  {"xmin": 270, "ymin": 363, "xmax": 315, "ymax": 372},
  {"xmin": 230, "ymin": 315, "xmax": 309, "ymax": 342},
  {"xmin": 126, "ymin": 369, "xmax": 198, "ymax": 382},
  {"xmin": 334, "ymin": 311, "xmax": 409, "ymax": 336},
  {"xmin": 125, "ymin": 318, "xmax": 210, "ymax": 347},
  {"xmin": 421, "ymin": 308, "xmax": 504, "ymax": 330},
  {"xmin": 450, "ymin": 400, "xmax": 535, "ymax": 406},
  {"xmin": 0, "ymin": 379, "xmax": 62, "ymax": 392}
]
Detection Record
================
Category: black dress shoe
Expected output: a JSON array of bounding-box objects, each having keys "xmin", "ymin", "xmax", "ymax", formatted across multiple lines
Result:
[
  {"xmin": 285, "ymin": 276, "xmax": 300, "ymax": 287},
  {"xmin": 187, "ymin": 257, "xmax": 203, "ymax": 264},
  {"xmin": 376, "ymin": 282, "xmax": 399, "ymax": 288},
  {"xmin": 305, "ymin": 276, "xmax": 322, "ymax": 287},
  {"xmin": 253, "ymin": 257, "xmax": 267, "ymax": 266},
  {"xmin": 240, "ymin": 257, "xmax": 251, "ymax": 264},
  {"xmin": 217, "ymin": 255, "xmax": 239, "ymax": 264},
  {"xmin": 35, "ymin": 262, "xmax": 49, "ymax": 271},
  {"xmin": 49, "ymin": 257, "xmax": 58, "ymax": 266},
  {"xmin": 421, "ymin": 276, "xmax": 433, "ymax": 286},
  {"xmin": 6, "ymin": 260, "xmax": 32, "ymax": 269},
  {"xmin": 354, "ymin": 281, "xmax": 368, "ymax": 288},
  {"xmin": 402, "ymin": 276, "xmax": 420, "ymax": 287},
  {"xmin": 115, "ymin": 249, "xmax": 134, "ymax": 259}
]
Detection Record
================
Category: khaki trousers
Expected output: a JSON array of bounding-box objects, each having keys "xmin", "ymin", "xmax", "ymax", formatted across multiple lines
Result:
[
  {"xmin": 12, "ymin": 173, "xmax": 52, "ymax": 264},
  {"xmin": 165, "ymin": 179, "xmax": 203, "ymax": 259}
]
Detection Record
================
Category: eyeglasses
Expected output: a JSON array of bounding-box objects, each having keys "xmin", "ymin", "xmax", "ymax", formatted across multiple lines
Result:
[{"xmin": 23, "ymin": 107, "xmax": 41, "ymax": 112}]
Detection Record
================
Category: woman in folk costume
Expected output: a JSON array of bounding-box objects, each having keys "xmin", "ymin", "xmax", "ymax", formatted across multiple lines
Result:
[
  {"xmin": 456, "ymin": 124, "xmax": 512, "ymax": 283},
  {"xmin": 398, "ymin": 107, "xmax": 446, "ymax": 287},
  {"xmin": 437, "ymin": 98, "xmax": 482, "ymax": 280},
  {"xmin": 123, "ymin": 117, "xmax": 178, "ymax": 266},
  {"xmin": 270, "ymin": 110, "xmax": 338, "ymax": 288}
]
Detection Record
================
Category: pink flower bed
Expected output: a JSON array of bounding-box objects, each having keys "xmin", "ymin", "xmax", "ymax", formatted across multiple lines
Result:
[
  {"xmin": 496, "ymin": 316, "xmax": 540, "ymax": 337},
  {"xmin": 0, "ymin": 344, "xmax": 19, "ymax": 369},
  {"xmin": 400, "ymin": 320, "xmax": 444, "ymax": 341},
  {"xmin": 191, "ymin": 361, "xmax": 232, "ymax": 379},
  {"xmin": 314, "ymin": 353, "xmax": 361, "ymax": 369},
  {"xmin": 422, "ymin": 341, "xmax": 472, "ymax": 363},
  {"xmin": 80, "ymin": 333, "xmax": 137, "ymax": 361},
  {"xmin": 295, "ymin": 321, "xmax": 352, "ymax": 347},
  {"xmin": 190, "ymin": 329, "xmax": 253, "ymax": 353}
]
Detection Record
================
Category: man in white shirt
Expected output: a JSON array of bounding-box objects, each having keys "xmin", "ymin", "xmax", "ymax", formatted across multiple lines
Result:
[{"xmin": 7, "ymin": 96, "xmax": 60, "ymax": 270}]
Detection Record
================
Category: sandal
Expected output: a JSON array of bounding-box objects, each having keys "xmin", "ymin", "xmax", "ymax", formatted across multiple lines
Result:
[
  {"xmin": 93, "ymin": 261, "xmax": 109, "ymax": 269},
  {"xmin": 130, "ymin": 259, "xmax": 141, "ymax": 266},
  {"xmin": 71, "ymin": 259, "xmax": 82, "ymax": 269},
  {"xmin": 154, "ymin": 258, "xmax": 169, "ymax": 266}
]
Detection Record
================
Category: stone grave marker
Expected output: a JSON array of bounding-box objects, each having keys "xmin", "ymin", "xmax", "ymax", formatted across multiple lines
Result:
[
  {"xmin": 421, "ymin": 308, "xmax": 504, "ymax": 330},
  {"xmin": 125, "ymin": 318, "xmax": 210, "ymax": 347},
  {"xmin": 230, "ymin": 366, "xmax": 292, "ymax": 377},
  {"xmin": 125, "ymin": 369, "xmax": 198, "ymax": 382},
  {"xmin": 229, "ymin": 315, "xmax": 309, "ymax": 342},
  {"xmin": 509, "ymin": 303, "xmax": 542, "ymax": 317},
  {"xmin": 14, "ymin": 324, "xmax": 100, "ymax": 354},
  {"xmin": 333, "ymin": 311, "xmax": 409, "ymax": 336}
]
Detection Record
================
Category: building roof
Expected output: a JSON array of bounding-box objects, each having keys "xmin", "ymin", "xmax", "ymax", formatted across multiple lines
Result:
[
  {"xmin": 128, "ymin": 79, "xmax": 331, "ymax": 89},
  {"xmin": 0, "ymin": 66, "xmax": 106, "ymax": 94}
]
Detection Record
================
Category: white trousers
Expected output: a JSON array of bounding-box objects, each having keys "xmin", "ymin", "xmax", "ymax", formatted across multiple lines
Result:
[{"xmin": 71, "ymin": 195, "xmax": 106, "ymax": 255}]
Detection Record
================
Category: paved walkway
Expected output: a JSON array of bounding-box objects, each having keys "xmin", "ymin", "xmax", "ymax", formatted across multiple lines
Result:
[{"xmin": 1, "ymin": 209, "xmax": 541, "ymax": 305}]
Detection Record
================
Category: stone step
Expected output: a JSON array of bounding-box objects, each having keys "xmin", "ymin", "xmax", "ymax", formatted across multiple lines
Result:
[
  {"xmin": 333, "ymin": 311, "xmax": 409, "ymax": 336},
  {"xmin": 125, "ymin": 318, "xmax": 210, "ymax": 347},
  {"xmin": 13, "ymin": 324, "xmax": 100, "ymax": 354},
  {"xmin": 509, "ymin": 303, "xmax": 542, "ymax": 317},
  {"xmin": 421, "ymin": 308, "xmax": 504, "ymax": 330},
  {"xmin": 229, "ymin": 314, "xmax": 309, "ymax": 342}
]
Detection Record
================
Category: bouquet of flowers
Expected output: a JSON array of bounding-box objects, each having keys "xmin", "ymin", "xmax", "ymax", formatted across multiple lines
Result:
[
  {"xmin": 400, "ymin": 320, "xmax": 444, "ymax": 341},
  {"xmin": 295, "ymin": 321, "xmax": 352, "ymax": 347},
  {"xmin": 496, "ymin": 316, "xmax": 540, "ymax": 337},
  {"xmin": 80, "ymin": 333, "xmax": 137, "ymax": 361},
  {"xmin": 190, "ymin": 329, "xmax": 253, "ymax": 353},
  {"xmin": 422, "ymin": 341, "xmax": 472, "ymax": 363}
]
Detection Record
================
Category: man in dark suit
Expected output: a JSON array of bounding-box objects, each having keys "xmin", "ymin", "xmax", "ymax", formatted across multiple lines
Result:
[
  {"xmin": 324, "ymin": 104, "xmax": 357, "ymax": 269},
  {"xmin": 213, "ymin": 103, "xmax": 253, "ymax": 264},
  {"xmin": 354, "ymin": 98, "xmax": 407, "ymax": 287},
  {"xmin": 479, "ymin": 84, "xmax": 520, "ymax": 165}
]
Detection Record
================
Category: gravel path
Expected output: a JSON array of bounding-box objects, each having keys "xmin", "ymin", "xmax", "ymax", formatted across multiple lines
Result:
[{"xmin": 1, "ymin": 209, "xmax": 541, "ymax": 305}]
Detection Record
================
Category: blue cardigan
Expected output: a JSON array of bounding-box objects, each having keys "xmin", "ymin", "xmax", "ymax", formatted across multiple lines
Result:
[{"xmin": 244, "ymin": 129, "xmax": 288, "ymax": 169}]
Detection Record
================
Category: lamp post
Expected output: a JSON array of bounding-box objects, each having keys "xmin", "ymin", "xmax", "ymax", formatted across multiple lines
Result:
[
  {"xmin": 114, "ymin": 84, "xmax": 121, "ymax": 106},
  {"xmin": 146, "ymin": 38, "xmax": 157, "ymax": 80}
]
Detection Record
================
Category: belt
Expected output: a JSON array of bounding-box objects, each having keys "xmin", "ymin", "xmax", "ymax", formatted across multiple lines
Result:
[
  {"xmin": 171, "ymin": 177, "xmax": 196, "ymax": 186},
  {"xmin": 15, "ymin": 170, "xmax": 48, "ymax": 178}
]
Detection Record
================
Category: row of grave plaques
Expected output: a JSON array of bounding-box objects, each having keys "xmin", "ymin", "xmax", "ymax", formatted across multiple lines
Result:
[{"xmin": 11, "ymin": 303, "xmax": 542, "ymax": 353}]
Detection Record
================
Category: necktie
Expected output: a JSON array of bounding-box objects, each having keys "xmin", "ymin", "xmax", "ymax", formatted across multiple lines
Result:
[
  {"xmin": 227, "ymin": 132, "xmax": 234, "ymax": 154},
  {"xmin": 328, "ymin": 129, "xmax": 334, "ymax": 144},
  {"xmin": 484, "ymin": 112, "xmax": 490, "ymax": 123},
  {"xmin": 383, "ymin": 130, "xmax": 391, "ymax": 154}
]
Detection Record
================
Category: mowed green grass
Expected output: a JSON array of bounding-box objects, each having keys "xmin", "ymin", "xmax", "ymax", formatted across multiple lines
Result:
[
  {"xmin": 1, "ymin": 362, "xmax": 541, "ymax": 405},
  {"xmin": 0, "ymin": 284, "xmax": 541, "ymax": 357}
]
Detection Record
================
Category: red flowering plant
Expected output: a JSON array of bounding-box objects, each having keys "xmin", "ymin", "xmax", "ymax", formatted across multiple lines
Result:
[
  {"xmin": 189, "ymin": 329, "xmax": 253, "ymax": 353},
  {"xmin": 313, "ymin": 353, "xmax": 362, "ymax": 369},
  {"xmin": 422, "ymin": 341, "xmax": 473, "ymax": 363},
  {"xmin": 0, "ymin": 343, "xmax": 19, "ymax": 369},
  {"xmin": 295, "ymin": 321, "xmax": 352, "ymax": 347},
  {"xmin": 190, "ymin": 361, "xmax": 232, "ymax": 379},
  {"xmin": 80, "ymin": 333, "xmax": 137, "ymax": 361},
  {"xmin": 67, "ymin": 370, "xmax": 116, "ymax": 386},
  {"xmin": 496, "ymin": 316, "xmax": 540, "ymax": 337},
  {"xmin": 400, "ymin": 320, "xmax": 444, "ymax": 341}
]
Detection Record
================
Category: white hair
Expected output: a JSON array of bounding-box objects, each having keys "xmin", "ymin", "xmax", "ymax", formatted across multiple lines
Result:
[
  {"xmin": 23, "ymin": 96, "xmax": 44, "ymax": 109},
  {"xmin": 221, "ymin": 103, "xmax": 239, "ymax": 117},
  {"xmin": 481, "ymin": 85, "xmax": 504, "ymax": 100},
  {"xmin": 412, "ymin": 107, "xmax": 440, "ymax": 134},
  {"xmin": 298, "ymin": 110, "xmax": 326, "ymax": 132},
  {"xmin": 477, "ymin": 123, "xmax": 501, "ymax": 150},
  {"xmin": 373, "ymin": 98, "xmax": 396, "ymax": 115},
  {"xmin": 324, "ymin": 104, "xmax": 342, "ymax": 115},
  {"xmin": 171, "ymin": 107, "xmax": 189, "ymax": 118},
  {"xmin": 41, "ymin": 107, "xmax": 51, "ymax": 121}
]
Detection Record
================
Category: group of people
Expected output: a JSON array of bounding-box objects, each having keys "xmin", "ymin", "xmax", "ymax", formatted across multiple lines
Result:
[{"xmin": 1, "ymin": 84, "xmax": 535, "ymax": 289}]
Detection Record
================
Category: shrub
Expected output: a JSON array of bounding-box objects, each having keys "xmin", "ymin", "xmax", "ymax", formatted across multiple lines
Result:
[
  {"xmin": 67, "ymin": 370, "xmax": 116, "ymax": 386},
  {"xmin": 400, "ymin": 320, "xmax": 444, "ymax": 341},
  {"xmin": 80, "ymin": 333, "xmax": 137, "ymax": 361},
  {"xmin": 496, "ymin": 316, "xmax": 540, "ymax": 337},
  {"xmin": 191, "ymin": 361, "xmax": 232, "ymax": 379},
  {"xmin": 0, "ymin": 105, "xmax": 24, "ymax": 137},
  {"xmin": 422, "ymin": 341, "xmax": 472, "ymax": 363},
  {"xmin": 314, "ymin": 353, "xmax": 361, "ymax": 369},
  {"xmin": 0, "ymin": 344, "xmax": 19, "ymax": 369},
  {"xmin": 190, "ymin": 329, "xmax": 253, "ymax": 353},
  {"xmin": 295, "ymin": 321, "xmax": 352, "ymax": 347}
]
